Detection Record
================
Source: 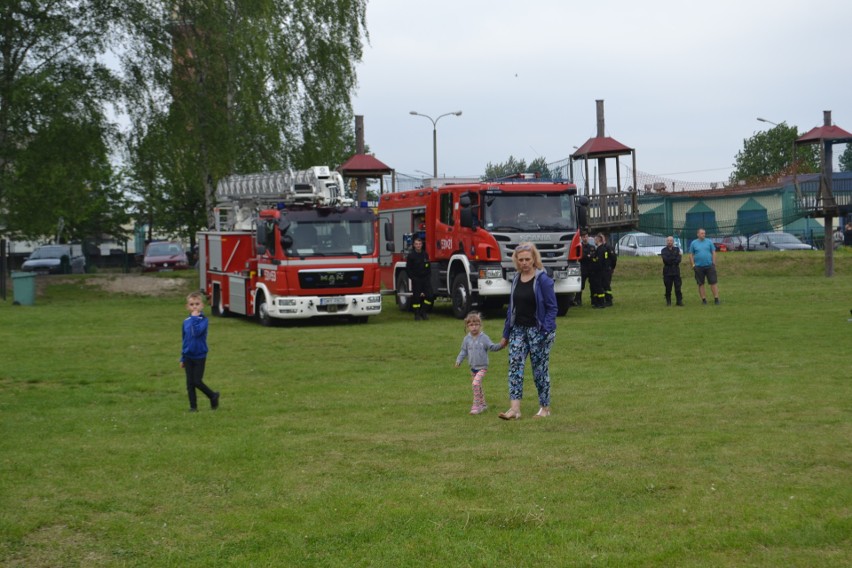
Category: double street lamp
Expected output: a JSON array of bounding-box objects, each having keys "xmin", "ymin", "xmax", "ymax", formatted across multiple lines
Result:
[{"xmin": 409, "ymin": 110, "xmax": 462, "ymax": 177}]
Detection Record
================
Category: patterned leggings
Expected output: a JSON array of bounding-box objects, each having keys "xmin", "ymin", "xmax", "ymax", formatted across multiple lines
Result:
[
  {"xmin": 471, "ymin": 368, "xmax": 487, "ymax": 407},
  {"xmin": 507, "ymin": 325, "xmax": 555, "ymax": 406}
]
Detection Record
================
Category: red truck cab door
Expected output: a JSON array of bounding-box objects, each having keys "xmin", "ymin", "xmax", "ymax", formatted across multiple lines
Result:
[{"xmin": 431, "ymin": 190, "xmax": 457, "ymax": 261}]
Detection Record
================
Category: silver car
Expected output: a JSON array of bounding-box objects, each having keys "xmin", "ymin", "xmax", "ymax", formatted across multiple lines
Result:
[
  {"xmin": 21, "ymin": 244, "xmax": 87, "ymax": 274},
  {"xmin": 616, "ymin": 232, "xmax": 670, "ymax": 256}
]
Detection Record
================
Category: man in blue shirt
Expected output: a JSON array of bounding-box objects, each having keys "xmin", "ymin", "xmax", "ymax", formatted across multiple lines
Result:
[{"xmin": 688, "ymin": 228, "xmax": 720, "ymax": 305}]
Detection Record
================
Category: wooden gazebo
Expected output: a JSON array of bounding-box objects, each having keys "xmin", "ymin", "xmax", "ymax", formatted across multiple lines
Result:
[
  {"xmin": 338, "ymin": 154, "xmax": 394, "ymax": 202},
  {"xmin": 794, "ymin": 110, "xmax": 852, "ymax": 276}
]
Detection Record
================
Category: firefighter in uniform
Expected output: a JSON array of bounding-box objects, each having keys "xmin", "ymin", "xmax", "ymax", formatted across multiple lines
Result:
[
  {"xmin": 574, "ymin": 228, "xmax": 594, "ymax": 307},
  {"xmin": 406, "ymin": 236, "xmax": 433, "ymax": 320},
  {"xmin": 602, "ymin": 233, "xmax": 616, "ymax": 306},
  {"xmin": 590, "ymin": 233, "xmax": 607, "ymax": 309}
]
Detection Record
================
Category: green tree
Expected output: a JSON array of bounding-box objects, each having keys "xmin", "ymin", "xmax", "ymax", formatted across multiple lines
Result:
[
  {"xmin": 528, "ymin": 157, "xmax": 554, "ymax": 179},
  {"xmin": 730, "ymin": 123, "xmax": 819, "ymax": 185},
  {"xmin": 0, "ymin": 0, "xmax": 127, "ymax": 241},
  {"xmin": 122, "ymin": 0, "xmax": 368, "ymax": 235},
  {"xmin": 839, "ymin": 144, "xmax": 852, "ymax": 172},
  {"xmin": 484, "ymin": 155, "xmax": 554, "ymax": 180}
]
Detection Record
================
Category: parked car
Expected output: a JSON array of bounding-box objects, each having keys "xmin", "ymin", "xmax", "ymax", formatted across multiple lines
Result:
[
  {"xmin": 748, "ymin": 232, "xmax": 815, "ymax": 251},
  {"xmin": 721, "ymin": 235, "xmax": 749, "ymax": 251},
  {"xmin": 615, "ymin": 232, "xmax": 670, "ymax": 256},
  {"xmin": 708, "ymin": 237, "xmax": 728, "ymax": 252},
  {"xmin": 142, "ymin": 241, "xmax": 189, "ymax": 272},
  {"xmin": 21, "ymin": 244, "xmax": 86, "ymax": 274}
]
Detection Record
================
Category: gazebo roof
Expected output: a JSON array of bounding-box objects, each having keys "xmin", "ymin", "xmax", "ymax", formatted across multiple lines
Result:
[
  {"xmin": 571, "ymin": 136, "xmax": 633, "ymax": 159},
  {"xmin": 796, "ymin": 124, "xmax": 852, "ymax": 145},
  {"xmin": 338, "ymin": 154, "xmax": 392, "ymax": 176}
]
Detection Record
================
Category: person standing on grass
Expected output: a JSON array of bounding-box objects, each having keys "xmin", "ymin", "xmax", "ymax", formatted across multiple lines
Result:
[
  {"xmin": 573, "ymin": 229, "xmax": 594, "ymax": 307},
  {"xmin": 661, "ymin": 235, "xmax": 684, "ymax": 306},
  {"xmin": 688, "ymin": 228, "xmax": 720, "ymax": 305},
  {"xmin": 589, "ymin": 233, "xmax": 611, "ymax": 309},
  {"xmin": 406, "ymin": 237, "xmax": 433, "ymax": 321},
  {"xmin": 497, "ymin": 242, "xmax": 558, "ymax": 420},
  {"xmin": 602, "ymin": 233, "xmax": 617, "ymax": 306},
  {"xmin": 455, "ymin": 311, "xmax": 503, "ymax": 415},
  {"xmin": 180, "ymin": 291, "xmax": 219, "ymax": 412}
]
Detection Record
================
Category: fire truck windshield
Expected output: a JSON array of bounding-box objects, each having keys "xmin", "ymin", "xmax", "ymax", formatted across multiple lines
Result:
[
  {"xmin": 283, "ymin": 216, "xmax": 375, "ymax": 257},
  {"xmin": 483, "ymin": 193, "xmax": 577, "ymax": 232}
]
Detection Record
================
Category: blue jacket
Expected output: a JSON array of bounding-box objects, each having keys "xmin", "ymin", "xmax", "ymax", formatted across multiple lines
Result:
[
  {"xmin": 502, "ymin": 269, "xmax": 558, "ymax": 339},
  {"xmin": 181, "ymin": 314, "xmax": 209, "ymax": 362}
]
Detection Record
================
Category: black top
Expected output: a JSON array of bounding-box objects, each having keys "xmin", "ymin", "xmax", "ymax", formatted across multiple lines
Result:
[
  {"xmin": 580, "ymin": 241, "xmax": 595, "ymax": 268},
  {"xmin": 660, "ymin": 245, "xmax": 682, "ymax": 276},
  {"xmin": 406, "ymin": 249, "xmax": 431, "ymax": 279},
  {"xmin": 592, "ymin": 244, "xmax": 612, "ymax": 274},
  {"xmin": 513, "ymin": 277, "xmax": 537, "ymax": 327}
]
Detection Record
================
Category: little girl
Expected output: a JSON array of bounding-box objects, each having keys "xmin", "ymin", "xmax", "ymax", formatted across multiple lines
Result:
[{"xmin": 455, "ymin": 311, "xmax": 503, "ymax": 415}]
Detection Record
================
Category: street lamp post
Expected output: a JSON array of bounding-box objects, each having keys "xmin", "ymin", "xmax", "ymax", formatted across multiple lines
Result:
[
  {"xmin": 756, "ymin": 117, "xmax": 780, "ymax": 127},
  {"xmin": 409, "ymin": 110, "xmax": 462, "ymax": 177}
]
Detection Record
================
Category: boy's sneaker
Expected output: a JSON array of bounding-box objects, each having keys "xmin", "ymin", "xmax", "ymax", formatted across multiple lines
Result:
[{"xmin": 211, "ymin": 392, "xmax": 220, "ymax": 410}]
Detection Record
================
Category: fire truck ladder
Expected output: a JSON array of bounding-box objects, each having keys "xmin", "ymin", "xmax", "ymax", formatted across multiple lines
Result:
[{"xmin": 216, "ymin": 166, "xmax": 344, "ymax": 207}]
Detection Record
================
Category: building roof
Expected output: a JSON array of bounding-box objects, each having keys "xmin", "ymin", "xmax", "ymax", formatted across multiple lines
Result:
[
  {"xmin": 338, "ymin": 154, "xmax": 392, "ymax": 176},
  {"xmin": 796, "ymin": 124, "xmax": 852, "ymax": 145},
  {"xmin": 571, "ymin": 136, "xmax": 633, "ymax": 159}
]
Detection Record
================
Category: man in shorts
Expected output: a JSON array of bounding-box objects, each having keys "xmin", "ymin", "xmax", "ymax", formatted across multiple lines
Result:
[{"xmin": 688, "ymin": 228, "xmax": 720, "ymax": 305}]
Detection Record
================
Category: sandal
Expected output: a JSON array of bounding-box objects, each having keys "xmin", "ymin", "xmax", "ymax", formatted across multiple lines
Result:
[
  {"xmin": 498, "ymin": 409, "xmax": 521, "ymax": 420},
  {"xmin": 532, "ymin": 408, "xmax": 550, "ymax": 419}
]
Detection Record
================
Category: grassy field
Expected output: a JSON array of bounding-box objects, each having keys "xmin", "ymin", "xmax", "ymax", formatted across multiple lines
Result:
[{"xmin": 1, "ymin": 251, "xmax": 850, "ymax": 567}]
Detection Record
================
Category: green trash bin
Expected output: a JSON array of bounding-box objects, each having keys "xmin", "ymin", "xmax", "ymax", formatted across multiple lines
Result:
[{"xmin": 11, "ymin": 271, "xmax": 36, "ymax": 306}]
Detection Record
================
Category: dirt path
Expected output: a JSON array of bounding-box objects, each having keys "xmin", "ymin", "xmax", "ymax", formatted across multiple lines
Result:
[
  {"xmin": 4, "ymin": 273, "xmax": 191, "ymax": 299},
  {"xmin": 84, "ymin": 275, "xmax": 189, "ymax": 296}
]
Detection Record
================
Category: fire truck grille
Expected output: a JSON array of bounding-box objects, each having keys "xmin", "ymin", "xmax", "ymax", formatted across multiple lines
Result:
[{"xmin": 298, "ymin": 270, "xmax": 364, "ymax": 289}]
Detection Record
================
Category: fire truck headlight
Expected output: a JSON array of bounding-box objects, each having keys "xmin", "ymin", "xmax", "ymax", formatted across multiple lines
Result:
[
  {"xmin": 553, "ymin": 269, "xmax": 569, "ymax": 280},
  {"xmin": 566, "ymin": 266, "xmax": 581, "ymax": 277},
  {"xmin": 479, "ymin": 268, "xmax": 502, "ymax": 279},
  {"xmin": 366, "ymin": 295, "xmax": 382, "ymax": 303}
]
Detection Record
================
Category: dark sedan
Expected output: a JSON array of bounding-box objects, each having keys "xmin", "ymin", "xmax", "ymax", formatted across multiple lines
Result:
[
  {"xmin": 143, "ymin": 241, "xmax": 189, "ymax": 272},
  {"xmin": 748, "ymin": 232, "xmax": 815, "ymax": 251}
]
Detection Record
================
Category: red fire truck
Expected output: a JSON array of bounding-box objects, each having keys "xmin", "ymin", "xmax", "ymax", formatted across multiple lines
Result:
[
  {"xmin": 378, "ymin": 180, "xmax": 588, "ymax": 318},
  {"xmin": 198, "ymin": 167, "xmax": 382, "ymax": 325}
]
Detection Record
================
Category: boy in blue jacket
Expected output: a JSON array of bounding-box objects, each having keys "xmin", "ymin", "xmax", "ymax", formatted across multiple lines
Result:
[{"xmin": 181, "ymin": 291, "xmax": 219, "ymax": 412}]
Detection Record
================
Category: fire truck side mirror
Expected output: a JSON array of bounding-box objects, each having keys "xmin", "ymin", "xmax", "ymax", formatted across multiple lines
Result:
[
  {"xmin": 459, "ymin": 192, "xmax": 478, "ymax": 230},
  {"xmin": 576, "ymin": 196, "xmax": 589, "ymax": 229},
  {"xmin": 460, "ymin": 207, "xmax": 475, "ymax": 230},
  {"xmin": 383, "ymin": 221, "xmax": 395, "ymax": 251}
]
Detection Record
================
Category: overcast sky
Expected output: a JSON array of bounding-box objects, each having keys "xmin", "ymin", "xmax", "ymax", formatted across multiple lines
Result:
[{"xmin": 351, "ymin": 0, "xmax": 852, "ymax": 186}]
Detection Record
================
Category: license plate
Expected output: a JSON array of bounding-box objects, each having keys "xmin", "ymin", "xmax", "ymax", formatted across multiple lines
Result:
[{"xmin": 320, "ymin": 296, "xmax": 346, "ymax": 306}]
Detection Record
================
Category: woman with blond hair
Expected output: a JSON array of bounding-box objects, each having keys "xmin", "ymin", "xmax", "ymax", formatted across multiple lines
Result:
[{"xmin": 497, "ymin": 242, "xmax": 558, "ymax": 420}]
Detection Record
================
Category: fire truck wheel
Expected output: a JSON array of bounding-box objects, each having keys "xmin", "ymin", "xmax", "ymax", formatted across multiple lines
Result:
[
  {"xmin": 556, "ymin": 294, "xmax": 572, "ymax": 317},
  {"xmin": 396, "ymin": 272, "xmax": 411, "ymax": 312},
  {"xmin": 451, "ymin": 273, "xmax": 472, "ymax": 319},
  {"xmin": 211, "ymin": 286, "xmax": 229, "ymax": 317},
  {"xmin": 256, "ymin": 291, "xmax": 274, "ymax": 326}
]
